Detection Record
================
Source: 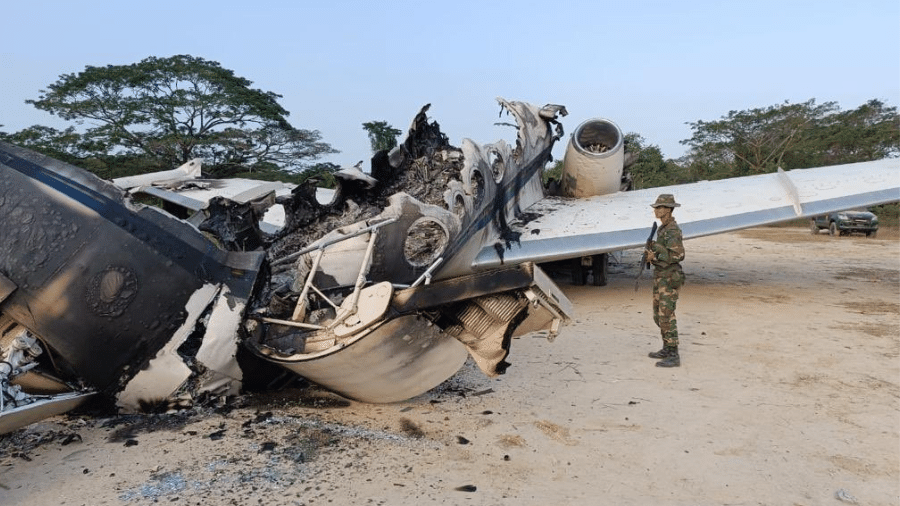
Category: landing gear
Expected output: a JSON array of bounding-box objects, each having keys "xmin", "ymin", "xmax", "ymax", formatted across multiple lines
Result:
[
  {"xmin": 571, "ymin": 258, "xmax": 587, "ymax": 285},
  {"xmin": 567, "ymin": 253, "xmax": 608, "ymax": 286},
  {"xmin": 592, "ymin": 253, "xmax": 608, "ymax": 286}
]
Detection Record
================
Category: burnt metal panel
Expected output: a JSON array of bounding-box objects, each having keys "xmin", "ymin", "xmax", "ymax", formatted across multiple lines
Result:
[
  {"xmin": 0, "ymin": 142, "xmax": 263, "ymax": 390},
  {"xmin": 390, "ymin": 263, "xmax": 537, "ymax": 313},
  {"xmin": 258, "ymin": 315, "xmax": 468, "ymax": 403},
  {"xmin": 0, "ymin": 392, "xmax": 96, "ymax": 436},
  {"xmin": 0, "ymin": 271, "xmax": 15, "ymax": 305}
]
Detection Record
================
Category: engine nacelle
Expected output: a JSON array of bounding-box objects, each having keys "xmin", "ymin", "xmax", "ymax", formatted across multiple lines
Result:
[{"xmin": 561, "ymin": 118, "xmax": 624, "ymax": 197}]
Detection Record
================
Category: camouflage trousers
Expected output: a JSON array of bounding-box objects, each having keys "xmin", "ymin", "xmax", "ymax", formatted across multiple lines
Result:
[{"xmin": 653, "ymin": 269, "xmax": 685, "ymax": 348}]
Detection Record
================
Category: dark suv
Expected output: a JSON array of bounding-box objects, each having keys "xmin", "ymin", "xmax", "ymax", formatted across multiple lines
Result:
[{"xmin": 810, "ymin": 209, "xmax": 879, "ymax": 237}]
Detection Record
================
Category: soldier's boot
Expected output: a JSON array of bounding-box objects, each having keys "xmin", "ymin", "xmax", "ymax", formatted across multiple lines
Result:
[
  {"xmin": 648, "ymin": 347, "xmax": 673, "ymax": 359},
  {"xmin": 655, "ymin": 347, "xmax": 680, "ymax": 368}
]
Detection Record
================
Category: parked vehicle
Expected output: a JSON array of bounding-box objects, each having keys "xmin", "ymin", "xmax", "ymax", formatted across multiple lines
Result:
[{"xmin": 810, "ymin": 209, "xmax": 879, "ymax": 237}]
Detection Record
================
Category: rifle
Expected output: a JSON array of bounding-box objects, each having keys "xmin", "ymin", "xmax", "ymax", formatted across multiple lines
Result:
[{"xmin": 634, "ymin": 221, "xmax": 658, "ymax": 292}]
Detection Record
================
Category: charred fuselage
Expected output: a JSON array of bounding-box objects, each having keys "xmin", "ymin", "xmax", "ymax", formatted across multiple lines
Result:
[{"xmin": 0, "ymin": 99, "xmax": 573, "ymax": 432}]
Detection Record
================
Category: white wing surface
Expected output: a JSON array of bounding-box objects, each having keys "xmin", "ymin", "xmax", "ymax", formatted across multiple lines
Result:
[{"xmin": 473, "ymin": 158, "xmax": 900, "ymax": 269}]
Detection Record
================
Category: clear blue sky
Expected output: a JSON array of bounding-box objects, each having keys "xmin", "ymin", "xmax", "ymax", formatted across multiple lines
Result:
[{"xmin": 1, "ymin": 0, "xmax": 898, "ymax": 168}]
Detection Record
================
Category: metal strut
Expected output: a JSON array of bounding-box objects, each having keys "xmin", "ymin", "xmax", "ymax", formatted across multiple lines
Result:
[{"xmin": 286, "ymin": 217, "xmax": 398, "ymax": 328}]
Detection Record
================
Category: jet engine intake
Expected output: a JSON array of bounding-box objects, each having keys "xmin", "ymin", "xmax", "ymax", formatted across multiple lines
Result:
[{"xmin": 560, "ymin": 118, "xmax": 624, "ymax": 197}]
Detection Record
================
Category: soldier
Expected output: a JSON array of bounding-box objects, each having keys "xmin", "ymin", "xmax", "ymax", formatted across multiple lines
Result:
[{"xmin": 646, "ymin": 194, "xmax": 685, "ymax": 367}]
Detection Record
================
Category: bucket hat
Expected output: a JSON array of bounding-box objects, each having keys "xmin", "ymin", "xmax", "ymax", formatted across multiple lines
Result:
[{"xmin": 650, "ymin": 194, "xmax": 680, "ymax": 208}]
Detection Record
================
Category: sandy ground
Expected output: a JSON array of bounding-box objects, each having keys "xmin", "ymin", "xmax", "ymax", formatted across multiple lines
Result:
[{"xmin": 1, "ymin": 227, "xmax": 898, "ymax": 506}]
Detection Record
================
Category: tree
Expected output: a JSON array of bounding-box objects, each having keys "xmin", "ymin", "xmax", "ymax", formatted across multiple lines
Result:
[
  {"xmin": 0, "ymin": 125, "xmax": 141, "ymax": 178},
  {"xmin": 681, "ymin": 99, "xmax": 838, "ymax": 178},
  {"xmin": 807, "ymin": 99, "xmax": 899, "ymax": 165},
  {"xmin": 680, "ymin": 98, "xmax": 899, "ymax": 182},
  {"xmin": 542, "ymin": 159, "xmax": 563, "ymax": 186},
  {"xmin": 0, "ymin": 125, "xmax": 87, "ymax": 163},
  {"xmin": 623, "ymin": 133, "xmax": 680, "ymax": 189},
  {"xmin": 297, "ymin": 162, "xmax": 339, "ymax": 188},
  {"xmin": 362, "ymin": 121, "xmax": 402, "ymax": 153},
  {"xmin": 26, "ymin": 55, "xmax": 336, "ymax": 176}
]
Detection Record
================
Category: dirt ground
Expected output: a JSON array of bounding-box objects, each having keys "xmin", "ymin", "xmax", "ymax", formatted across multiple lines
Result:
[{"xmin": 1, "ymin": 227, "xmax": 898, "ymax": 506}]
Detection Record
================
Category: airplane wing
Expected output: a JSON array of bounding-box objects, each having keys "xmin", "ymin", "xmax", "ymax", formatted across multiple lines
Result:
[{"xmin": 473, "ymin": 158, "xmax": 900, "ymax": 269}]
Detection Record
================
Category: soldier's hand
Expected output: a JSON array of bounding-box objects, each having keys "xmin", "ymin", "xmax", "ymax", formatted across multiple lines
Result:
[{"xmin": 645, "ymin": 249, "xmax": 655, "ymax": 262}]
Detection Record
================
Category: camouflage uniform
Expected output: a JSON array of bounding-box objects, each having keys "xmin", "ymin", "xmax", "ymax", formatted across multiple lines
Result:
[{"xmin": 650, "ymin": 219, "xmax": 685, "ymax": 349}]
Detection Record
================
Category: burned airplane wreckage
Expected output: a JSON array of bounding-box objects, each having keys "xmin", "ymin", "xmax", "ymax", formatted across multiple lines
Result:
[
  {"xmin": 0, "ymin": 98, "xmax": 574, "ymax": 433},
  {"xmin": 4, "ymin": 95, "xmax": 899, "ymax": 434}
]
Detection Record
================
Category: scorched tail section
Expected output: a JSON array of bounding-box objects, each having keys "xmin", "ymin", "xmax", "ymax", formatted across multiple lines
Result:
[{"xmin": 0, "ymin": 142, "xmax": 263, "ymax": 391}]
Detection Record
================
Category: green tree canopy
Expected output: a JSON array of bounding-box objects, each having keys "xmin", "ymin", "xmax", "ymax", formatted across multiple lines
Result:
[
  {"xmin": 680, "ymin": 98, "xmax": 899, "ymax": 181},
  {"xmin": 806, "ymin": 99, "xmax": 900, "ymax": 165},
  {"xmin": 25, "ymin": 55, "xmax": 336, "ymax": 177},
  {"xmin": 297, "ymin": 162, "xmax": 339, "ymax": 188},
  {"xmin": 624, "ymin": 133, "xmax": 680, "ymax": 189},
  {"xmin": 0, "ymin": 125, "xmax": 88, "ymax": 162},
  {"xmin": 0, "ymin": 124, "xmax": 142, "ymax": 179},
  {"xmin": 362, "ymin": 120, "xmax": 401, "ymax": 153}
]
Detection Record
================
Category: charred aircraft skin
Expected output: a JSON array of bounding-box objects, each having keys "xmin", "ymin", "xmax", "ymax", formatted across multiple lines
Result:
[
  {"xmin": 0, "ymin": 144, "xmax": 263, "ymax": 390},
  {"xmin": 0, "ymin": 142, "xmax": 267, "ymax": 433},
  {"xmin": 4, "ymin": 98, "xmax": 895, "ymax": 434},
  {"xmin": 0, "ymin": 99, "xmax": 574, "ymax": 433},
  {"xmin": 246, "ymin": 99, "xmax": 571, "ymax": 400}
]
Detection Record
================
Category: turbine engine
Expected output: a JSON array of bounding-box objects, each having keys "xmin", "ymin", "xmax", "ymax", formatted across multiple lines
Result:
[{"xmin": 560, "ymin": 118, "xmax": 625, "ymax": 197}]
